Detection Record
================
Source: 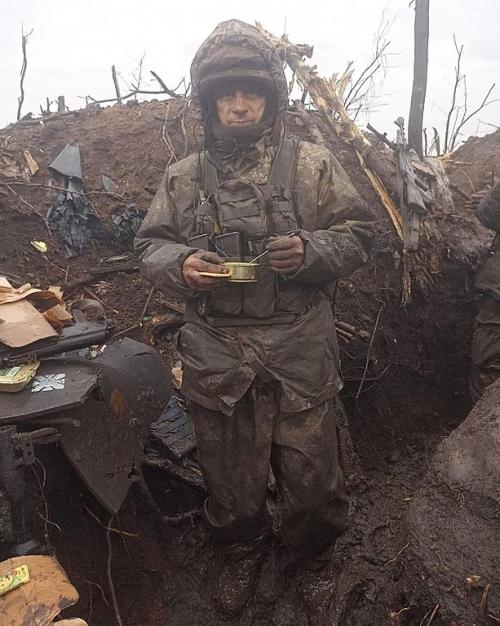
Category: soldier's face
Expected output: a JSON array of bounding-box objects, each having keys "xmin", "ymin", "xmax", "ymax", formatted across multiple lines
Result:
[{"xmin": 215, "ymin": 85, "xmax": 267, "ymax": 128}]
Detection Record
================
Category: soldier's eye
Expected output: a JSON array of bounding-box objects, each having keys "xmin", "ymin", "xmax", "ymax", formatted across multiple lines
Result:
[{"xmin": 218, "ymin": 91, "xmax": 235, "ymax": 102}]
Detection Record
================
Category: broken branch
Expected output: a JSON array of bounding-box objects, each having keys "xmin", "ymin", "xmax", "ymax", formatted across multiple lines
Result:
[
  {"xmin": 150, "ymin": 71, "xmax": 181, "ymax": 98},
  {"xmin": 356, "ymin": 305, "xmax": 384, "ymax": 400},
  {"xmin": 16, "ymin": 26, "xmax": 34, "ymax": 121},
  {"xmin": 111, "ymin": 65, "xmax": 122, "ymax": 105},
  {"xmin": 0, "ymin": 179, "xmax": 126, "ymax": 201}
]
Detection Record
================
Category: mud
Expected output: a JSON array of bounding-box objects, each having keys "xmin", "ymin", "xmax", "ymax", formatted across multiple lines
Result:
[{"xmin": 2, "ymin": 102, "xmax": 500, "ymax": 625}]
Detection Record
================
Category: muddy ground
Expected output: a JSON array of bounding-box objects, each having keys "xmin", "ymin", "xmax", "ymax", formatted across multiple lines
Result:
[{"xmin": 1, "ymin": 101, "xmax": 498, "ymax": 625}]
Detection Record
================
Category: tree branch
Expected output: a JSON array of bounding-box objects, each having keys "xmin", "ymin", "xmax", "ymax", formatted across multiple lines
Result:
[
  {"xmin": 450, "ymin": 83, "xmax": 497, "ymax": 151},
  {"xmin": 150, "ymin": 71, "xmax": 181, "ymax": 98},
  {"xmin": 16, "ymin": 26, "xmax": 33, "ymax": 121},
  {"xmin": 444, "ymin": 35, "xmax": 464, "ymax": 153}
]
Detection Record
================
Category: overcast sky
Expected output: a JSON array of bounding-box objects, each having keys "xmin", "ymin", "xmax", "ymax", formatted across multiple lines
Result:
[{"xmin": 1, "ymin": 0, "xmax": 499, "ymax": 146}]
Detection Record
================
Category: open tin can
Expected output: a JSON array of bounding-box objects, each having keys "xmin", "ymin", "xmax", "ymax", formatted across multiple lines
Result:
[{"xmin": 223, "ymin": 262, "xmax": 259, "ymax": 283}]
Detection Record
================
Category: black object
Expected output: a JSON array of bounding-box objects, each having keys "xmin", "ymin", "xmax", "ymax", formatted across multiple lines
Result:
[
  {"xmin": 147, "ymin": 393, "xmax": 196, "ymax": 461},
  {"xmin": 0, "ymin": 338, "xmax": 171, "ymax": 536},
  {"xmin": 0, "ymin": 320, "xmax": 112, "ymax": 367},
  {"xmin": 0, "ymin": 425, "xmax": 59, "ymax": 554},
  {"xmin": 112, "ymin": 204, "xmax": 146, "ymax": 247},
  {"xmin": 47, "ymin": 144, "xmax": 108, "ymax": 257}
]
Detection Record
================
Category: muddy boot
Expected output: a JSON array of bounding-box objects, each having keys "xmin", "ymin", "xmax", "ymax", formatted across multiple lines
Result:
[
  {"xmin": 297, "ymin": 551, "xmax": 336, "ymax": 626},
  {"xmin": 215, "ymin": 538, "xmax": 265, "ymax": 617}
]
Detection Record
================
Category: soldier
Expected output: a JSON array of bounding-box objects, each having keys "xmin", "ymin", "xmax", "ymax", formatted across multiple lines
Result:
[
  {"xmin": 470, "ymin": 181, "xmax": 500, "ymax": 401},
  {"xmin": 135, "ymin": 20, "xmax": 374, "ymax": 619}
]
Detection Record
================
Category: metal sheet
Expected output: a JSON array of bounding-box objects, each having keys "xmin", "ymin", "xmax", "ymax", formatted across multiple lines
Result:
[
  {"xmin": 0, "ymin": 339, "xmax": 170, "ymax": 514},
  {"xmin": 0, "ymin": 359, "xmax": 97, "ymax": 424},
  {"xmin": 48, "ymin": 144, "xmax": 82, "ymax": 180},
  {"xmin": 55, "ymin": 339, "xmax": 170, "ymax": 513}
]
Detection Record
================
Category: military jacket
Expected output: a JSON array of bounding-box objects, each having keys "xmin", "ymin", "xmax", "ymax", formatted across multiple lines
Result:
[{"xmin": 135, "ymin": 140, "xmax": 374, "ymax": 415}]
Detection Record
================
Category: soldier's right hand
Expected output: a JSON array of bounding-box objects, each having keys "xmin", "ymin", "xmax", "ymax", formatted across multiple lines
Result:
[{"xmin": 182, "ymin": 250, "xmax": 226, "ymax": 291}]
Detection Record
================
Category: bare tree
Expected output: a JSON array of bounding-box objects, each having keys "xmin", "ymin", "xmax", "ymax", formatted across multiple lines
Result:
[
  {"xmin": 111, "ymin": 65, "xmax": 122, "ymax": 105},
  {"xmin": 441, "ymin": 35, "xmax": 498, "ymax": 153},
  {"xmin": 408, "ymin": 0, "xmax": 429, "ymax": 158},
  {"xmin": 336, "ymin": 15, "xmax": 393, "ymax": 121},
  {"xmin": 16, "ymin": 25, "xmax": 33, "ymax": 121}
]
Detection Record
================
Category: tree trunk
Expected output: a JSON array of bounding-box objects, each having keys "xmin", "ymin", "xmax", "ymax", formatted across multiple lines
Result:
[{"xmin": 408, "ymin": 0, "xmax": 430, "ymax": 158}]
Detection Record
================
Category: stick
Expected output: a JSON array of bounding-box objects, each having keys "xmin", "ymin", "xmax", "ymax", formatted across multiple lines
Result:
[
  {"xmin": 83, "ymin": 287, "xmax": 119, "ymax": 315},
  {"xmin": 150, "ymin": 71, "xmax": 180, "ymax": 98},
  {"xmin": 83, "ymin": 503, "xmax": 138, "ymax": 538},
  {"xmin": 111, "ymin": 65, "xmax": 122, "ymax": 105},
  {"xmin": 479, "ymin": 583, "xmax": 491, "ymax": 622},
  {"xmin": 112, "ymin": 323, "xmax": 140, "ymax": 339},
  {"xmin": 140, "ymin": 286, "xmax": 155, "ymax": 322},
  {"xmin": 17, "ymin": 26, "xmax": 33, "ymax": 121},
  {"xmin": 2, "ymin": 182, "xmax": 51, "ymax": 233},
  {"xmin": 425, "ymin": 604, "xmax": 439, "ymax": 626},
  {"xmin": 356, "ymin": 305, "xmax": 383, "ymax": 400},
  {"xmin": 86, "ymin": 88, "xmax": 176, "ymax": 106},
  {"xmin": 0, "ymin": 179, "xmax": 126, "ymax": 201},
  {"xmin": 106, "ymin": 518, "xmax": 124, "ymax": 626},
  {"xmin": 383, "ymin": 542, "xmax": 409, "ymax": 566}
]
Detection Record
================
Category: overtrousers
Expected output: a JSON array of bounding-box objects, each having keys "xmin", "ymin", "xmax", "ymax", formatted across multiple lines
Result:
[{"xmin": 190, "ymin": 380, "xmax": 348, "ymax": 557}]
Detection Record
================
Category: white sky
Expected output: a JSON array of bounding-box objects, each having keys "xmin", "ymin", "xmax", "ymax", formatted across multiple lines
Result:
[{"xmin": 1, "ymin": 0, "xmax": 499, "ymax": 146}]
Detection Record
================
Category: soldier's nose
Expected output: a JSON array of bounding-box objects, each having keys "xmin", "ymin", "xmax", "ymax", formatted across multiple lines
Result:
[{"xmin": 232, "ymin": 92, "xmax": 247, "ymax": 113}]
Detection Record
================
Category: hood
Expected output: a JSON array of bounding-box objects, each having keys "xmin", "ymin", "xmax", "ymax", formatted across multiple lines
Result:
[{"xmin": 190, "ymin": 20, "xmax": 288, "ymax": 138}]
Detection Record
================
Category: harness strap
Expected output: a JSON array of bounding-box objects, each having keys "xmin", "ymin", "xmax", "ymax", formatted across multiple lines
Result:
[{"xmin": 201, "ymin": 138, "xmax": 299, "ymax": 206}]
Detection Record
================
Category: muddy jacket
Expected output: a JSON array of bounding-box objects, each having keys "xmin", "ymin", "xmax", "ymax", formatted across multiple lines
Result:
[
  {"xmin": 475, "ymin": 182, "xmax": 500, "ymax": 301},
  {"xmin": 135, "ymin": 21, "xmax": 374, "ymax": 415}
]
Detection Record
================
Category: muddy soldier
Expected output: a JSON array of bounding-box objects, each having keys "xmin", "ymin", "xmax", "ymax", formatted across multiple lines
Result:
[
  {"xmin": 136, "ymin": 20, "xmax": 374, "ymax": 618},
  {"xmin": 470, "ymin": 181, "xmax": 500, "ymax": 400}
]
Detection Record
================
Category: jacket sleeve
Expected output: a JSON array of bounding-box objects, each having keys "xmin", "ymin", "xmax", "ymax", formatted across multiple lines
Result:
[
  {"xmin": 134, "ymin": 168, "xmax": 198, "ymax": 298},
  {"xmin": 289, "ymin": 150, "xmax": 375, "ymax": 283},
  {"xmin": 477, "ymin": 182, "xmax": 500, "ymax": 232}
]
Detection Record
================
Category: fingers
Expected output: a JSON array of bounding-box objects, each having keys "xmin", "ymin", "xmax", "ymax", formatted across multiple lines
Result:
[
  {"xmin": 198, "ymin": 251, "xmax": 225, "ymax": 265},
  {"xmin": 268, "ymin": 248, "xmax": 298, "ymax": 261},
  {"xmin": 192, "ymin": 258, "xmax": 227, "ymax": 273},
  {"xmin": 184, "ymin": 269, "xmax": 224, "ymax": 290},
  {"xmin": 267, "ymin": 236, "xmax": 304, "ymax": 275},
  {"xmin": 267, "ymin": 236, "xmax": 297, "ymax": 251},
  {"xmin": 182, "ymin": 251, "xmax": 227, "ymax": 290}
]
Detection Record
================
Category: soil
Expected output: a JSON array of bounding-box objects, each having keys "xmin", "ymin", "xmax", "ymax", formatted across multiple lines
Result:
[{"xmin": 1, "ymin": 101, "xmax": 500, "ymax": 625}]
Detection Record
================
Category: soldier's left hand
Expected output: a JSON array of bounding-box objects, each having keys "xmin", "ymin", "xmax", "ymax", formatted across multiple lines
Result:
[{"xmin": 267, "ymin": 235, "xmax": 304, "ymax": 275}]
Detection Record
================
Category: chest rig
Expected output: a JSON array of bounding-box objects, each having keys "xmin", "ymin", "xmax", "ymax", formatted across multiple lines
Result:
[{"xmin": 190, "ymin": 138, "xmax": 304, "ymax": 325}]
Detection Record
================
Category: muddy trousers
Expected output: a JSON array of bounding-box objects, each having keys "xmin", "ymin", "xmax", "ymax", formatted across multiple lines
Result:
[
  {"xmin": 190, "ymin": 381, "xmax": 348, "ymax": 557},
  {"xmin": 470, "ymin": 297, "xmax": 500, "ymax": 402}
]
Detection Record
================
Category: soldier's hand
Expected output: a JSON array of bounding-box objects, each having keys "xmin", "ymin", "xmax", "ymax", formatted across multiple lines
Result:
[
  {"xmin": 182, "ymin": 250, "xmax": 226, "ymax": 290},
  {"xmin": 267, "ymin": 235, "xmax": 305, "ymax": 275}
]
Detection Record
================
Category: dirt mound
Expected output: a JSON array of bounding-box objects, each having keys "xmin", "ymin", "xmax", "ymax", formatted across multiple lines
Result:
[
  {"xmin": 408, "ymin": 378, "xmax": 500, "ymax": 624},
  {"xmin": 0, "ymin": 101, "xmax": 495, "ymax": 625},
  {"xmin": 446, "ymin": 129, "xmax": 500, "ymax": 197}
]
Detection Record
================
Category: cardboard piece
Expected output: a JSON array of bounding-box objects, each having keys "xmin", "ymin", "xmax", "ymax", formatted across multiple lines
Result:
[
  {"xmin": 0, "ymin": 277, "xmax": 58, "ymax": 348},
  {"xmin": 0, "ymin": 555, "xmax": 79, "ymax": 626}
]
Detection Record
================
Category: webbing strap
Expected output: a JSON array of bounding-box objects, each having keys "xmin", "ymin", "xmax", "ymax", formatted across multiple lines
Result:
[{"xmin": 201, "ymin": 138, "xmax": 299, "ymax": 201}]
